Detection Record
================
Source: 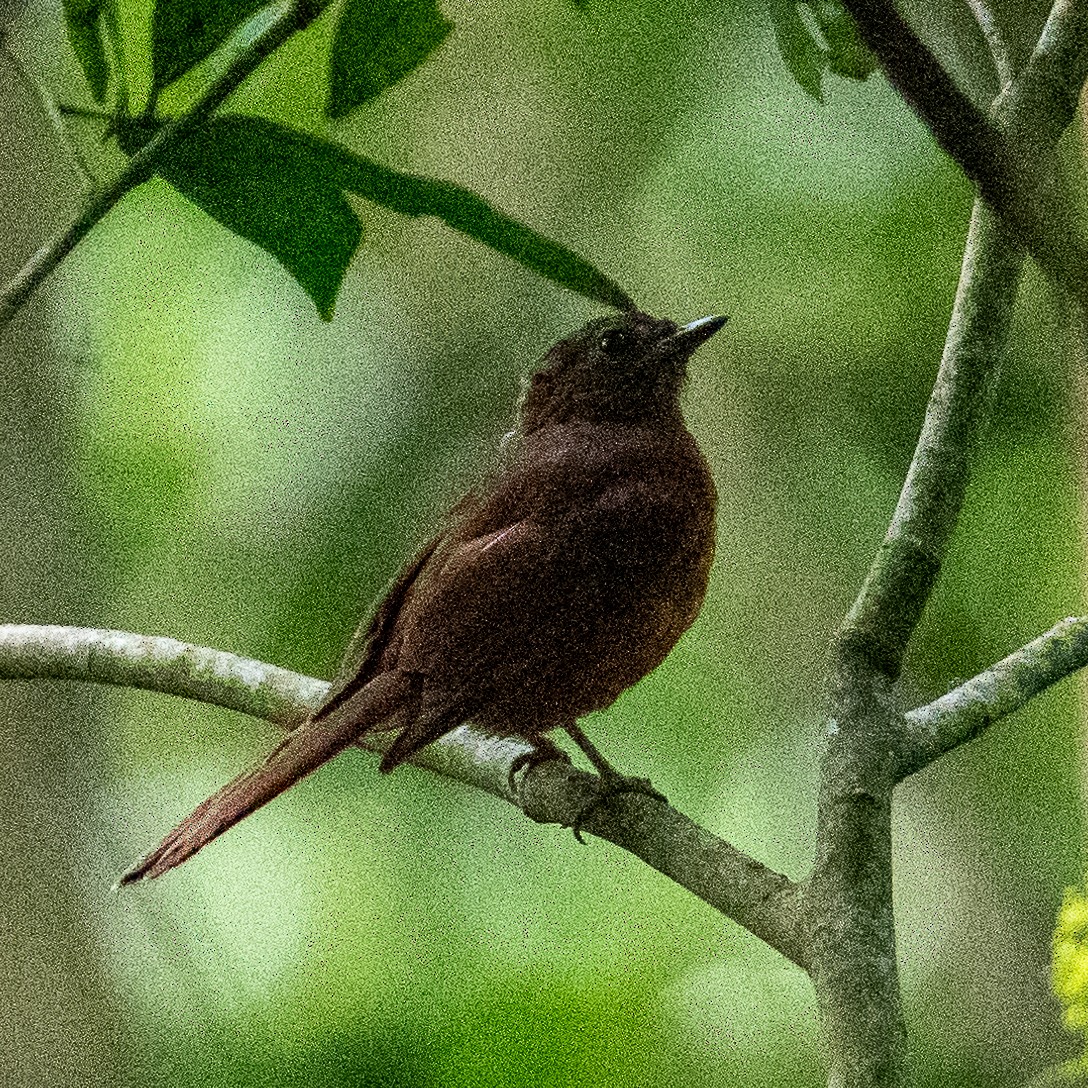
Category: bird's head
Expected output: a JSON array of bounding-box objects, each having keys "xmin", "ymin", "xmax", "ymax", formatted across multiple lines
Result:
[{"xmin": 518, "ymin": 310, "xmax": 727, "ymax": 433}]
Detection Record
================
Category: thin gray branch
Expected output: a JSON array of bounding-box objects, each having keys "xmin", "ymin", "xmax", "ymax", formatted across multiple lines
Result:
[
  {"xmin": 836, "ymin": 199, "xmax": 1023, "ymax": 677},
  {"xmin": 995, "ymin": 0, "xmax": 1088, "ymax": 153},
  {"xmin": 836, "ymin": 0, "xmax": 1088, "ymax": 685},
  {"xmin": 966, "ymin": 0, "xmax": 1016, "ymax": 86},
  {"xmin": 2, "ymin": 43, "xmax": 95, "ymax": 190},
  {"xmin": 0, "ymin": 0, "xmax": 326, "ymax": 330},
  {"xmin": 811, "ymin": 203, "xmax": 1024, "ymax": 1088},
  {"xmin": 0, "ymin": 623, "xmax": 809, "ymax": 969},
  {"xmin": 0, "ymin": 623, "xmax": 325, "ymax": 725},
  {"xmin": 836, "ymin": 1, "xmax": 1088, "ymax": 677},
  {"xmin": 901, "ymin": 616, "xmax": 1088, "ymax": 778}
]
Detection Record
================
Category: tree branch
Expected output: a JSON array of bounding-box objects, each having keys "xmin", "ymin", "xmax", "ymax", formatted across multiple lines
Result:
[
  {"xmin": 836, "ymin": 0, "xmax": 1088, "ymax": 679},
  {"xmin": 0, "ymin": 623, "xmax": 809, "ymax": 969},
  {"xmin": 840, "ymin": 0, "xmax": 1088, "ymax": 313},
  {"xmin": 900, "ymin": 616, "xmax": 1088, "ymax": 778},
  {"xmin": 966, "ymin": 0, "xmax": 1016, "ymax": 87},
  {"xmin": 2, "ymin": 42, "xmax": 96, "ymax": 191},
  {"xmin": 0, "ymin": 0, "xmax": 327, "ymax": 330},
  {"xmin": 835, "ymin": 200, "xmax": 1023, "ymax": 677},
  {"xmin": 808, "ymin": 669, "xmax": 910, "ymax": 1087},
  {"xmin": 809, "ymin": 6, "xmax": 1088, "ymax": 1086}
]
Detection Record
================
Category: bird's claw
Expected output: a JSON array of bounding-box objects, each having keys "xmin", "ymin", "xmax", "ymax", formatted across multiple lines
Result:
[
  {"xmin": 507, "ymin": 738, "xmax": 572, "ymax": 795},
  {"xmin": 571, "ymin": 773, "xmax": 667, "ymax": 844}
]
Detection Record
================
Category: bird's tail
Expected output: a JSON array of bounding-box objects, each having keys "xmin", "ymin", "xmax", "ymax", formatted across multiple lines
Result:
[{"xmin": 118, "ymin": 671, "xmax": 413, "ymax": 884}]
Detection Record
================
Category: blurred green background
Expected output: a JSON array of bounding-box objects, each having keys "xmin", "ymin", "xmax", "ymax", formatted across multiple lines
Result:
[{"xmin": 1, "ymin": 0, "xmax": 1084, "ymax": 1085}]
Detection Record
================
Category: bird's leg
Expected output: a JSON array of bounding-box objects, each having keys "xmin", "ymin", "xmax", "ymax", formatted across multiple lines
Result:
[
  {"xmin": 562, "ymin": 722, "xmax": 667, "ymax": 844},
  {"xmin": 507, "ymin": 733, "xmax": 572, "ymax": 794}
]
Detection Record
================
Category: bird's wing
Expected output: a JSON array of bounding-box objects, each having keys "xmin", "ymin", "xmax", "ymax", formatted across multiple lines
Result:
[
  {"xmin": 378, "ymin": 439, "xmax": 715, "ymax": 770},
  {"xmin": 376, "ymin": 517, "xmax": 552, "ymax": 769},
  {"xmin": 313, "ymin": 531, "xmax": 447, "ymax": 722},
  {"xmin": 394, "ymin": 457, "xmax": 688, "ymax": 675},
  {"xmin": 314, "ymin": 488, "xmax": 495, "ymax": 723}
]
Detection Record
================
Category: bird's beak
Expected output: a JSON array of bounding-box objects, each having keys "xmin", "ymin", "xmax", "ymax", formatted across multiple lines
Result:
[{"xmin": 661, "ymin": 314, "xmax": 729, "ymax": 355}]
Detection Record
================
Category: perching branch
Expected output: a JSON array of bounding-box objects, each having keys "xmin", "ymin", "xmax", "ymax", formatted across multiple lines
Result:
[
  {"xmin": 0, "ymin": 623, "xmax": 808, "ymax": 969},
  {"xmin": 901, "ymin": 616, "xmax": 1088, "ymax": 778},
  {"xmin": 0, "ymin": 0, "xmax": 327, "ymax": 330}
]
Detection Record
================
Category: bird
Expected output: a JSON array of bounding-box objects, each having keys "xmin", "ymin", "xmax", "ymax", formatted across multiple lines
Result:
[{"xmin": 119, "ymin": 309, "xmax": 726, "ymax": 883}]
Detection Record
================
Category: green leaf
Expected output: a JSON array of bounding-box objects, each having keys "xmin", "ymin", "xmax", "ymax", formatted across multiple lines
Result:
[
  {"xmin": 333, "ymin": 155, "xmax": 635, "ymax": 309},
  {"xmin": 768, "ymin": 2, "xmax": 875, "ymax": 98},
  {"xmin": 63, "ymin": 0, "xmax": 110, "ymax": 103},
  {"xmin": 119, "ymin": 115, "xmax": 633, "ymax": 313},
  {"xmin": 272, "ymin": 122, "xmax": 633, "ymax": 308},
  {"xmin": 152, "ymin": 117, "xmax": 363, "ymax": 320},
  {"xmin": 767, "ymin": 0, "xmax": 824, "ymax": 101},
  {"xmin": 806, "ymin": 0, "xmax": 876, "ymax": 81},
  {"xmin": 327, "ymin": 0, "xmax": 452, "ymax": 120},
  {"xmin": 150, "ymin": 0, "xmax": 270, "ymax": 91}
]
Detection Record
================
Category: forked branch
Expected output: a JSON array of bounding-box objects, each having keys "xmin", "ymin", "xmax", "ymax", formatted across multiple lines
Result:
[
  {"xmin": 811, "ymin": 4, "xmax": 1088, "ymax": 1085},
  {"xmin": 901, "ymin": 616, "xmax": 1088, "ymax": 778}
]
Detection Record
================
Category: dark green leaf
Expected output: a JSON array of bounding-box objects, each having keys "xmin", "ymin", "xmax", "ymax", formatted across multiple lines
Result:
[
  {"xmin": 113, "ymin": 117, "xmax": 163, "ymax": 157},
  {"xmin": 151, "ymin": 0, "xmax": 269, "ymax": 92},
  {"xmin": 63, "ymin": 0, "xmax": 110, "ymax": 103},
  {"xmin": 120, "ymin": 115, "xmax": 633, "ymax": 312},
  {"xmin": 153, "ymin": 117, "xmax": 363, "ymax": 319},
  {"xmin": 335, "ymin": 158, "xmax": 635, "ymax": 309},
  {"xmin": 265, "ymin": 122, "xmax": 633, "ymax": 308},
  {"xmin": 327, "ymin": 0, "xmax": 452, "ymax": 120},
  {"xmin": 806, "ymin": 0, "xmax": 876, "ymax": 81},
  {"xmin": 767, "ymin": 0, "xmax": 824, "ymax": 101}
]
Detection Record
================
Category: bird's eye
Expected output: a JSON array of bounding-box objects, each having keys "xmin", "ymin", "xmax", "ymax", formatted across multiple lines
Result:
[{"xmin": 598, "ymin": 329, "xmax": 632, "ymax": 356}]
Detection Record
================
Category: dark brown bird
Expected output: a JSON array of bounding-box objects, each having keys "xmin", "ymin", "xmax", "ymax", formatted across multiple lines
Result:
[{"xmin": 120, "ymin": 310, "xmax": 725, "ymax": 883}]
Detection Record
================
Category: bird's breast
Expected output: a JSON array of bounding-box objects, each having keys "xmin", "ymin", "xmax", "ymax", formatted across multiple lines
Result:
[{"xmin": 495, "ymin": 422, "xmax": 718, "ymax": 720}]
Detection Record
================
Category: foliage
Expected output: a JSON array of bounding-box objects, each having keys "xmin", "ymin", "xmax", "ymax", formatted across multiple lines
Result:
[
  {"xmin": 60, "ymin": 0, "xmax": 632, "ymax": 318},
  {"xmin": 1042, "ymin": 886, "xmax": 1088, "ymax": 1086},
  {"xmin": 768, "ymin": 0, "xmax": 876, "ymax": 102},
  {"xmin": 61, "ymin": 0, "xmax": 111, "ymax": 101},
  {"xmin": 1055, "ymin": 884, "xmax": 1088, "ymax": 1043},
  {"xmin": 326, "ymin": 0, "xmax": 451, "ymax": 119}
]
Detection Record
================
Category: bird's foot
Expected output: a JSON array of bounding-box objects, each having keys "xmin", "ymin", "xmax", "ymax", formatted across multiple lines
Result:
[
  {"xmin": 571, "ymin": 771, "xmax": 667, "ymax": 845},
  {"xmin": 507, "ymin": 735, "xmax": 572, "ymax": 794},
  {"xmin": 559, "ymin": 721, "xmax": 667, "ymax": 842}
]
